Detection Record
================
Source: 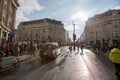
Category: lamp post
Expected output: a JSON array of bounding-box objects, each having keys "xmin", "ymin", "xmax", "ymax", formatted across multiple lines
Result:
[{"xmin": 72, "ymin": 22, "xmax": 76, "ymax": 50}]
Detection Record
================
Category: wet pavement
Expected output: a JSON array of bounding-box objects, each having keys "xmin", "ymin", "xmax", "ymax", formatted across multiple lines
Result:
[
  {"xmin": 0, "ymin": 47, "xmax": 117, "ymax": 80},
  {"xmin": 0, "ymin": 57, "xmax": 43, "ymax": 80}
]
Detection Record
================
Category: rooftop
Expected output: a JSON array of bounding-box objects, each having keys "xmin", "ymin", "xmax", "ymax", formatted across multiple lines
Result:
[{"xmin": 19, "ymin": 18, "xmax": 62, "ymax": 26}]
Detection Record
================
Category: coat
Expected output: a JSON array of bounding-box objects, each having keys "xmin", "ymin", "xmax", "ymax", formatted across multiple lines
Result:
[{"xmin": 109, "ymin": 48, "xmax": 120, "ymax": 64}]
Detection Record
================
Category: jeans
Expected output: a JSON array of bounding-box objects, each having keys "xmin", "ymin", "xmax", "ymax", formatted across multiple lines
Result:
[{"xmin": 114, "ymin": 63, "xmax": 120, "ymax": 79}]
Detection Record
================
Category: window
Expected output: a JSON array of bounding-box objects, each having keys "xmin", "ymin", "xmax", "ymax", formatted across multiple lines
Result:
[
  {"xmin": 117, "ymin": 11, "xmax": 120, "ymax": 15},
  {"xmin": 114, "ymin": 25, "xmax": 119, "ymax": 28},
  {"xmin": 113, "ymin": 32, "xmax": 119, "ymax": 38},
  {"xmin": 42, "ymin": 28, "xmax": 46, "ymax": 32},
  {"xmin": 0, "ymin": 0, "xmax": 2, "ymax": 13},
  {"xmin": 115, "ymin": 32, "xmax": 119, "ymax": 36},
  {"xmin": 3, "ymin": 0, "xmax": 7, "ymax": 24}
]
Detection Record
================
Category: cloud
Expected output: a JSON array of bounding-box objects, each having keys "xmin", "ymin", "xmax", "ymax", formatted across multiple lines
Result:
[
  {"xmin": 65, "ymin": 24, "xmax": 82, "ymax": 40},
  {"xmin": 68, "ymin": 9, "xmax": 95, "ymax": 39},
  {"xmin": 16, "ymin": 10, "xmax": 29, "ymax": 28},
  {"xmin": 16, "ymin": 0, "xmax": 44, "ymax": 27},
  {"xmin": 71, "ymin": 11, "xmax": 90, "ymax": 22},
  {"xmin": 17, "ymin": 10, "xmax": 29, "ymax": 21},
  {"xmin": 58, "ymin": 0, "xmax": 83, "ymax": 5},
  {"xmin": 65, "ymin": 24, "xmax": 81, "ymax": 32},
  {"xmin": 18, "ymin": 0, "xmax": 44, "ymax": 14},
  {"xmin": 112, "ymin": 6, "xmax": 120, "ymax": 9}
]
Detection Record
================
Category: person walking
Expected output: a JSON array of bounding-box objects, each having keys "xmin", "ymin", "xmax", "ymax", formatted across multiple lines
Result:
[
  {"xmin": 0, "ymin": 41, "xmax": 6, "ymax": 57},
  {"xmin": 69, "ymin": 45, "xmax": 72, "ymax": 55},
  {"xmin": 11, "ymin": 43, "xmax": 16, "ymax": 56},
  {"xmin": 109, "ymin": 44, "xmax": 120, "ymax": 80},
  {"xmin": 31, "ymin": 45, "xmax": 36, "ymax": 57},
  {"xmin": 14, "ymin": 42, "xmax": 20, "ymax": 56},
  {"xmin": 80, "ymin": 44, "xmax": 84, "ymax": 55},
  {"xmin": 93, "ymin": 44, "xmax": 97, "ymax": 52},
  {"xmin": 5, "ymin": 41, "xmax": 11, "ymax": 57},
  {"xmin": 76, "ymin": 42, "xmax": 80, "ymax": 52}
]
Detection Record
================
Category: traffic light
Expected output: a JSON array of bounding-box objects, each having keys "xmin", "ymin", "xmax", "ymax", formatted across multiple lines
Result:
[{"xmin": 73, "ymin": 33, "xmax": 76, "ymax": 40}]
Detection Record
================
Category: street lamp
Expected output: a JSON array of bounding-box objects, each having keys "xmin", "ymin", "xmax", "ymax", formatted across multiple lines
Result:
[{"xmin": 72, "ymin": 22, "xmax": 76, "ymax": 50}]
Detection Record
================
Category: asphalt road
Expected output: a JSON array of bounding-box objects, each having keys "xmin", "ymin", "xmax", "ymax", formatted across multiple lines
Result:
[{"xmin": 0, "ymin": 47, "xmax": 117, "ymax": 80}]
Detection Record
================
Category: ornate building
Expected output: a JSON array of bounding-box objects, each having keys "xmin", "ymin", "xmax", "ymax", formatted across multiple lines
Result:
[
  {"xmin": 0, "ymin": 0, "xmax": 19, "ymax": 43},
  {"xmin": 16, "ymin": 18, "xmax": 69, "ymax": 46},
  {"xmin": 84, "ymin": 9, "xmax": 120, "ymax": 46}
]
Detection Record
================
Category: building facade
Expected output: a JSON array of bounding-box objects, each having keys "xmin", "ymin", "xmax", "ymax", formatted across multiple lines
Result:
[
  {"xmin": 84, "ymin": 9, "xmax": 120, "ymax": 46},
  {"xmin": 79, "ymin": 32, "xmax": 85, "ymax": 43},
  {"xmin": 0, "ymin": 0, "xmax": 19, "ymax": 43},
  {"xmin": 16, "ymin": 18, "xmax": 69, "ymax": 46}
]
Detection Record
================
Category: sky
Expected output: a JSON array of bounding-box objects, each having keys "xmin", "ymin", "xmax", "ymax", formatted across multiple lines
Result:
[{"xmin": 16, "ymin": 0, "xmax": 120, "ymax": 40}]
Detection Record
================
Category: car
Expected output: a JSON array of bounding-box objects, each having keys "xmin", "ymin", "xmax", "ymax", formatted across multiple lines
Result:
[
  {"xmin": 39, "ymin": 42, "xmax": 60, "ymax": 60},
  {"xmin": 0, "ymin": 56, "xmax": 20, "ymax": 72}
]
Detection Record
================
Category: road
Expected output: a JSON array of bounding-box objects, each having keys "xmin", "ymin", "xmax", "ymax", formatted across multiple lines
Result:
[{"xmin": 0, "ymin": 46, "xmax": 117, "ymax": 80}]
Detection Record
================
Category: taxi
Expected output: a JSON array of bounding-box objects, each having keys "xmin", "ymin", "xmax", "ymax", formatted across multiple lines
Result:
[{"xmin": 39, "ymin": 42, "xmax": 60, "ymax": 60}]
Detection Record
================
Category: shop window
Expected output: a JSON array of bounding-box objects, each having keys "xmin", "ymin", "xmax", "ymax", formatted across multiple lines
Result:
[{"xmin": 2, "ymin": 31, "xmax": 6, "ymax": 38}]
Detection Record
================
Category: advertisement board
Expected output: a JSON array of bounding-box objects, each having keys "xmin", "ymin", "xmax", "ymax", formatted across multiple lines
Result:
[{"xmin": 2, "ymin": 56, "xmax": 14, "ymax": 68}]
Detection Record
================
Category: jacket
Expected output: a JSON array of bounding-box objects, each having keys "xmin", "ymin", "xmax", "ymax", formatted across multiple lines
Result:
[{"xmin": 109, "ymin": 48, "xmax": 120, "ymax": 64}]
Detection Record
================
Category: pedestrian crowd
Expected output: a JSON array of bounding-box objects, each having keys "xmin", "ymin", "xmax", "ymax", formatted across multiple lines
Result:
[
  {"xmin": 68, "ymin": 42, "xmax": 84, "ymax": 55},
  {"xmin": 92, "ymin": 43, "xmax": 113, "ymax": 54},
  {"xmin": 0, "ymin": 41, "xmax": 25, "ymax": 58}
]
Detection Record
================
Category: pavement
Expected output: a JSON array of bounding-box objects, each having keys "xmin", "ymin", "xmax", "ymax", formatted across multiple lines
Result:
[
  {"xmin": 17, "ymin": 47, "xmax": 111, "ymax": 62},
  {"xmin": 17, "ymin": 54, "xmax": 29, "ymax": 61},
  {"xmin": 14, "ymin": 48, "xmax": 116, "ymax": 80},
  {"xmin": 16, "ymin": 47, "xmax": 80, "ymax": 62},
  {"xmin": 16, "ymin": 47, "xmax": 67, "ymax": 62},
  {"xmin": 87, "ymin": 47, "xmax": 110, "ymax": 58},
  {"xmin": 17, "ymin": 50, "xmax": 40, "ymax": 62}
]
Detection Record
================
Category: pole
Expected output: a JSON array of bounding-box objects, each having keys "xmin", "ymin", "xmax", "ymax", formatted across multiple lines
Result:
[{"xmin": 72, "ymin": 22, "xmax": 76, "ymax": 50}]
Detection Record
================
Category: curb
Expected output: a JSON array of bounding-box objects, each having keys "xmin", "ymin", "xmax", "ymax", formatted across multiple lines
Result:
[
  {"xmin": 17, "ymin": 55, "xmax": 29, "ymax": 62},
  {"xmin": 17, "ymin": 55, "xmax": 40, "ymax": 62},
  {"xmin": 18, "ymin": 58, "xmax": 28, "ymax": 62}
]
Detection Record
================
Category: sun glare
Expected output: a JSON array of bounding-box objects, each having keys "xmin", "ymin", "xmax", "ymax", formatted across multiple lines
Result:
[
  {"xmin": 72, "ymin": 11, "xmax": 88, "ymax": 22},
  {"xmin": 79, "ymin": 12, "xmax": 88, "ymax": 21}
]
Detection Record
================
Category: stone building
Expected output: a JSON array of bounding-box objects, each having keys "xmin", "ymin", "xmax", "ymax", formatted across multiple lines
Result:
[
  {"xmin": 16, "ymin": 18, "xmax": 69, "ymax": 46},
  {"xmin": 0, "ymin": 0, "xmax": 19, "ymax": 43},
  {"xmin": 79, "ymin": 32, "xmax": 85, "ymax": 43},
  {"xmin": 84, "ymin": 9, "xmax": 120, "ymax": 46}
]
